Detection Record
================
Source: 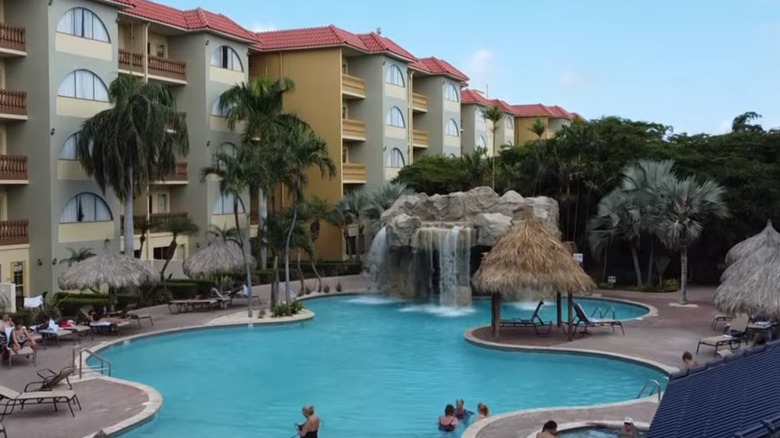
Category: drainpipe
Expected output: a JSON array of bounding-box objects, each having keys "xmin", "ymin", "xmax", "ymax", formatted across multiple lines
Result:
[
  {"xmin": 142, "ymin": 23, "xmax": 149, "ymax": 83},
  {"xmin": 408, "ymin": 69, "xmax": 414, "ymax": 164}
]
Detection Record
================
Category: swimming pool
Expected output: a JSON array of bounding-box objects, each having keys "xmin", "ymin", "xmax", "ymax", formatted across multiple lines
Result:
[
  {"xmin": 559, "ymin": 426, "xmax": 648, "ymax": 437},
  {"xmin": 96, "ymin": 296, "xmax": 660, "ymax": 438}
]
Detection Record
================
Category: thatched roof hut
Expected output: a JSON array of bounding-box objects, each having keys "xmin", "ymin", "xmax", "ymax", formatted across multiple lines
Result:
[
  {"xmin": 715, "ymin": 249, "xmax": 780, "ymax": 319},
  {"xmin": 724, "ymin": 220, "xmax": 780, "ymax": 266},
  {"xmin": 183, "ymin": 239, "xmax": 255, "ymax": 279},
  {"xmin": 720, "ymin": 237, "xmax": 780, "ymax": 283},
  {"xmin": 473, "ymin": 212, "xmax": 596, "ymax": 340},
  {"xmin": 58, "ymin": 243, "xmax": 158, "ymax": 291}
]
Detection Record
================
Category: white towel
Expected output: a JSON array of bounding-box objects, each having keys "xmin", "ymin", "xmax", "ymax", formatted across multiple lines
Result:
[
  {"xmin": 23, "ymin": 296, "xmax": 44, "ymax": 310},
  {"xmin": 48, "ymin": 319, "xmax": 60, "ymax": 332}
]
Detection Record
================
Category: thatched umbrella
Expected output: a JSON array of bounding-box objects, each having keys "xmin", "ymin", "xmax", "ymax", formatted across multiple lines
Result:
[
  {"xmin": 183, "ymin": 239, "xmax": 256, "ymax": 279},
  {"xmin": 724, "ymin": 220, "xmax": 780, "ymax": 266},
  {"xmin": 473, "ymin": 212, "xmax": 596, "ymax": 341},
  {"xmin": 714, "ymin": 249, "xmax": 780, "ymax": 319},
  {"xmin": 720, "ymin": 237, "xmax": 780, "ymax": 283}
]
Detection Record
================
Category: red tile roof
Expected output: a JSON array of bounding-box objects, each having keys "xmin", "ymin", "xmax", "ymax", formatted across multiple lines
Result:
[
  {"xmin": 121, "ymin": 0, "xmax": 188, "ymax": 29},
  {"xmin": 492, "ymin": 99, "xmax": 517, "ymax": 115},
  {"xmin": 254, "ymin": 25, "xmax": 368, "ymax": 52},
  {"xmin": 356, "ymin": 33, "xmax": 417, "ymax": 62},
  {"xmin": 183, "ymin": 8, "xmax": 257, "ymax": 41},
  {"xmin": 411, "ymin": 57, "xmax": 469, "ymax": 83},
  {"xmin": 461, "ymin": 89, "xmax": 490, "ymax": 106},
  {"xmin": 512, "ymin": 103, "xmax": 576, "ymax": 120}
]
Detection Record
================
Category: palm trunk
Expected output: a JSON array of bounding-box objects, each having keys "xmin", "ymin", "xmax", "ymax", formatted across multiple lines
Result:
[
  {"xmin": 311, "ymin": 257, "xmax": 323, "ymax": 292},
  {"xmin": 284, "ymin": 198, "xmax": 298, "ymax": 303},
  {"xmin": 159, "ymin": 236, "xmax": 178, "ymax": 281},
  {"xmin": 123, "ymin": 177, "xmax": 135, "ymax": 256},
  {"xmin": 258, "ymin": 189, "xmax": 268, "ymax": 270},
  {"xmin": 646, "ymin": 240, "xmax": 655, "ymax": 287},
  {"xmin": 631, "ymin": 244, "xmax": 643, "ymax": 287},
  {"xmin": 491, "ymin": 133, "xmax": 497, "ymax": 190},
  {"xmin": 344, "ymin": 228, "xmax": 352, "ymax": 262},
  {"xmin": 679, "ymin": 244, "xmax": 688, "ymax": 304},
  {"xmin": 234, "ymin": 199, "xmax": 253, "ymax": 317},
  {"xmin": 271, "ymin": 255, "xmax": 279, "ymax": 307},
  {"xmin": 601, "ymin": 247, "xmax": 608, "ymax": 283},
  {"xmin": 297, "ymin": 251, "xmax": 305, "ymax": 292},
  {"xmin": 138, "ymin": 232, "xmax": 146, "ymax": 259}
]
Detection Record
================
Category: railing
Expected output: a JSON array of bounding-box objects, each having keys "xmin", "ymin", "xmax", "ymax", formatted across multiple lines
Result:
[
  {"xmin": 0, "ymin": 220, "xmax": 28, "ymax": 245},
  {"xmin": 118, "ymin": 49, "xmax": 144, "ymax": 71},
  {"xmin": 0, "ymin": 90, "xmax": 27, "ymax": 116},
  {"xmin": 0, "ymin": 155, "xmax": 27, "ymax": 180},
  {"xmin": 412, "ymin": 92, "xmax": 428, "ymax": 112},
  {"xmin": 121, "ymin": 211, "xmax": 188, "ymax": 234},
  {"xmin": 412, "ymin": 129, "xmax": 429, "ymax": 148},
  {"xmin": 590, "ymin": 305, "xmax": 616, "ymax": 320},
  {"xmin": 342, "ymin": 74, "xmax": 366, "ymax": 98},
  {"xmin": 0, "ymin": 23, "xmax": 26, "ymax": 53},
  {"xmin": 154, "ymin": 161, "xmax": 188, "ymax": 183},
  {"xmin": 119, "ymin": 49, "xmax": 187, "ymax": 82},
  {"xmin": 342, "ymin": 119, "xmax": 366, "ymax": 141},
  {"xmin": 637, "ymin": 379, "xmax": 663, "ymax": 402},
  {"xmin": 342, "ymin": 163, "xmax": 366, "ymax": 184},
  {"xmin": 73, "ymin": 346, "xmax": 112, "ymax": 379}
]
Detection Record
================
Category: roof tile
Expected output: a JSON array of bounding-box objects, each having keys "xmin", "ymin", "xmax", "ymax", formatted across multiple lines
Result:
[
  {"xmin": 356, "ymin": 33, "xmax": 417, "ymax": 62},
  {"xmin": 254, "ymin": 25, "xmax": 368, "ymax": 52},
  {"xmin": 412, "ymin": 56, "xmax": 469, "ymax": 82},
  {"xmin": 461, "ymin": 89, "xmax": 490, "ymax": 106}
]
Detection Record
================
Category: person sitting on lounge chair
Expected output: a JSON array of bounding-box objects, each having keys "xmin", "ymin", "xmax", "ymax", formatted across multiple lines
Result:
[
  {"xmin": 8, "ymin": 320, "xmax": 38, "ymax": 353},
  {"xmin": 682, "ymin": 351, "xmax": 699, "ymax": 369},
  {"xmin": 88, "ymin": 310, "xmax": 126, "ymax": 325}
]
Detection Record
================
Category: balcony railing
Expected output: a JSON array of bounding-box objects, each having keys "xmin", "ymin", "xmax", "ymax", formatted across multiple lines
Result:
[
  {"xmin": 0, "ymin": 24, "xmax": 26, "ymax": 53},
  {"xmin": 342, "ymin": 163, "xmax": 366, "ymax": 184},
  {"xmin": 342, "ymin": 74, "xmax": 366, "ymax": 98},
  {"xmin": 154, "ymin": 162, "xmax": 188, "ymax": 183},
  {"xmin": 342, "ymin": 119, "xmax": 366, "ymax": 141},
  {"xmin": 0, "ymin": 155, "xmax": 27, "ymax": 180},
  {"xmin": 412, "ymin": 130, "xmax": 429, "ymax": 148},
  {"xmin": 118, "ymin": 49, "xmax": 187, "ymax": 82},
  {"xmin": 0, "ymin": 90, "xmax": 27, "ymax": 117},
  {"xmin": 0, "ymin": 220, "xmax": 28, "ymax": 245},
  {"xmin": 412, "ymin": 92, "xmax": 428, "ymax": 112},
  {"xmin": 121, "ymin": 212, "xmax": 189, "ymax": 234}
]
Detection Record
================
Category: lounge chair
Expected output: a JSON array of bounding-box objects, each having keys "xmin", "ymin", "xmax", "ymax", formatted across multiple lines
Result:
[
  {"xmin": 499, "ymin": 301, "xmax": 552, "ymax": 336},
  {"xmin": 79, "ymin": 308, "xmax": 131, "ymax": 336},
  {"xmin": 168, "ymin": 298, "xmax": 219, "ymax": 314},
  {"xmin": 38, "ymin": 328, "xmax": 79, "ymax": 347},
  {"xmin": 711, "ymin": 314, "xmax": 731, "ymax": 330},
  {"xmin": 572, "ymin": 302, "xmax": 625, "ymax": 336},
  {"xmin": 0, "ymin": 383, "xmax": 81, "ymax": 420},
  {"xmin": 109, "ymin": 304, "xmax": 154, "ymax": 327},
  {"xmin": 696, "ymin": 314, "xmax": 749, "ymax": 356},
  {"xmin": 1, "ymin": 331, "xmax": 37, "ymax": 368},
  {"xmin": 24, "ymin": 366, "xmax": 75, "ymax": 392},
  {"xmin": 211, "ymin": 288, "xmax": 232, "ymax": 309}
]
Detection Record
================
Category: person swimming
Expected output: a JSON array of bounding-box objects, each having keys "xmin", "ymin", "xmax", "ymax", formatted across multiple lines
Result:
[
  {"xmin": 477, "ymin": 403, "xmax": 490, "ymax": 420},
  {"xmin": 454, "ymin": 399, "xmax": 474, "ymax": 422},
  {"xmin": 438, "ymin": 404, "xmax": 459, "ymax": 433},
  {"xmin": 295, "ymin": 405, "xmax": 320, "ymax": 438}
]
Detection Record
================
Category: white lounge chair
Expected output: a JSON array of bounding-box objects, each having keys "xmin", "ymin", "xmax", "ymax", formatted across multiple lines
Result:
[{"xmin": 0, "ymin": 384, "xmax": 81, "ymax": 420}]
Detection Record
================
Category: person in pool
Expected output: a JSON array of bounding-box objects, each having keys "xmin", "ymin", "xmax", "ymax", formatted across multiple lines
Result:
[
  {"xmin": 438, "ymin": 404, "xmax": 459, "ymax": 433},
  {"xmin": 295, "ymin": 405, "xmax": 320, "ymax": 438},
  {"xmin": 536, "ymin": 420, "xmax": 559, "ymax": 438},
  {"xmin": 477, "ymin": 403, "xmax": 490, "ymax": 420},
  {"xmin": 682, "ymin": 351, "xmax": 699, "ymax": 370},
  {"xmin": 454, "ymin": 399, "xmax": 474, "ymax": 422},
  {"xmin": 621, "ymin": 417, "xmax": 638, "ymax": 437}
]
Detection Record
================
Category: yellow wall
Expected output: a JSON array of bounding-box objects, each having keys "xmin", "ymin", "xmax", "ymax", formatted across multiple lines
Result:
[
  {"xmin": 56, "ymin": 97, "xmax": 111, "ymax": 118},
  {"xmin": 209, "ymin": 66, "xmax": 244, "ymax": 86},
  {"xmin": 57, "ymin": 160, "xmax": 90, "ymax": 180},
  {"xmin": 514, "ymin": 117, "xmax": 550, "ymax": 145},
  {"xmin": 250, "ymin": 49, "xmax": 344, "ymax": 260},
  {"xmin": 0, "ymin": 245, "xmax": 29, "ymax": 295},
  {"xmin": 55, "ymin": 33, "xmax": 113, "ymax": 61},
  {"xmin": 58, "ymin": 222, "xmax": 114, "ymax": 243}
]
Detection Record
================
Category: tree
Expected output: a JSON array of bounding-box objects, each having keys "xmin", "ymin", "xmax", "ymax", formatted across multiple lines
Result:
[
  {"xmin": 159, "ymin": 216, "xmax": 200, "ymax": 281},
  {"xmin": 200, "ymin": 144, "xmax": 255, "ymax": 317},
  {"xmin": 362, "ymin": 183, "xmax": 413, "ymax": 236},
  {"xmin": 302, "ymin": 198, "xmax": 330, "ymax": 292},
  {"xmin": 731, "ymin": 111, "xmax": 763, "ymax": 134},
  {"xmin": 135, "ymin": 217, "xmax": 151, "ymax": 259},
  {"xmin": 78, "ymin": 76, "xmax": 188, "ymax": 255},
  {"xmin": 587, "ymin": 189, "xmax": 644, "ymax": 286},
  {"xmin": 60, "ymin": 247, "xmax": 96, "ymax": 268},
  {"xmin": 329, "ymin": 190, "xmax": 367, "ymax": 262},
  {"xmin": 482, "ymin": 104, "xmax": 504, "ymax": 189}
]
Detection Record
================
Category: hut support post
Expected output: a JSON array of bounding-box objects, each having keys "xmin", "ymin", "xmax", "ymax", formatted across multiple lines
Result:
[
  {"xmin": 567, "ymin": 291, "xmax": 574, "ymax": 341},
  {"xmin": 491, "ymin": 293, "xmax": 500, "ymax": 338},
  {"xmin": 556, "ymin": 292, "xmax": 562, "ymax": 327}
]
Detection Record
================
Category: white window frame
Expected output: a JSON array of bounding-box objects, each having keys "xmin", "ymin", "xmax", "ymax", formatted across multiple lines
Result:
[
  {"xmin": 445, "ymin": 83, "xmax": 460, "ymax": 102},
  {"xmin": 58, "ymin": 70, "xmax": 109, "ymax": 102},
  {"xmin": 385, "ymin": 65, "xmax": 405, "ymax": 87},
  {"xmin": 59, "ymin": 192, "xmax": 113, "ymax": 224},
  {"xmin": 210, "ymin": 46, "xmax": 244, "ymax": 72},
  {"xmin": 56, "ymin": 8, "xmax": 110, "ymax": 42},
  {"xmin": 386, "ymin": 107, "xmax": 405, "ymax": 128},
  {"xmin": 59, "ymin": 133, "xmax": 79, "ymax": 160},
  {"xmin": 445, "ymin": 119, "xmax": 459, "ymax": 137},
  {"xmin": 506, "ymin": 115, "xmax": 515, "ymax": 128},
  {"xmin": 389, "ymin": 148, "xmax": 405, "ymax": 168},
  {"xmin": 212, "ymin": 193, "xmax": 246, "ymax": 215}
]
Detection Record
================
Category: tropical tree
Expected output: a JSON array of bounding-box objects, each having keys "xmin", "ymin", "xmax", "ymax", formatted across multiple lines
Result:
[
  {"xmin": 329, "ymin": 190, "xmax": 367, "ymax": 262},
  {"xmin": 159, "ymin": 216, "xmax": 200, "ymax": 281},
  {"xmin": 78, "ymin": 75, "xmax": 188, "ymax": 255},
  {"xmin": 60, "ymin": 247, "xmax": 96, "ymax": 268},
  {"xmin": 482, "ymin": 104, "xmax": 504, "ymax": 189},
  {"xmin": 302, "ymin": 198, "xmax": 330, "ymax": 291},
  {"xmin": 362, "ymin": 183, "xmax": 413, "ymax": 236},
  {"xmin": 530, "ymin": 118, "xmax": 547, "ymax": 195},
  {"xmin": 135, "ymin": 217, "xmax": 151, "ymax": 259},
  {"xmin": 587, "ymin": 189, "xmax": 643, "ymax": 286}
]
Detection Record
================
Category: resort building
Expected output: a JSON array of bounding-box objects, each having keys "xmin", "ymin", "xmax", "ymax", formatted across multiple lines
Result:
[
  {"xmin": 512, "ymin": 103, "xmax": 582, "ymax": 144},
  {"xmin": 461, "ymin": 90, "xmax": 517, "ymax": 156}
]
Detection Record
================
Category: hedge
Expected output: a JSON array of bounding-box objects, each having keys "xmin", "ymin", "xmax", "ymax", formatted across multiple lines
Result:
[{"xmin": 253, "ymin": 262, "xmax": 362, "ymax": 285}]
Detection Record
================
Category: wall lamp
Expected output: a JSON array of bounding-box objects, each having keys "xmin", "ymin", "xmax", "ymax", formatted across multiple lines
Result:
[
  {"xmin": 52, "ymin": 258, "xmax": 58, "ymax": 265},
  {"xmin": 37, "ymin": 259, "xmax": 42, "ymax": 266},
  {"xmin": 50, "ymin": 128, "xmax": 55, "ymax": 136}
]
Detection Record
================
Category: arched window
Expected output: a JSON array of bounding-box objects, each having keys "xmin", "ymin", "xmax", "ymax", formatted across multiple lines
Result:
[
  {"xmin": 445, "ymin": 83, "xmax": 459, "ymax": 102},
  {"xmin": 57, "ymin": 8, "xmax": 110, "ymax": 42},
  {"xmin": 477, "ymin": 136, "xmax": 487, "ymax": 150},
  {"xmin": 389, "ymin": 148, "xmax": 405, "ymax": 168},
  {"xmin": 211, "ymin": 98, "xmax": 233, "ymax": 117},
  {"xmin": 216, "ymin": 142, "xmax": 237, "ymax": 157},
  {"xmin": 213, "ymin": 193, "xmax": 246, "ymax": 215},
  {"xmin": 58, "ymin": 132, "xmax": 92, "ymax": 160},
  {"xmin": 506, "ymin": 116, "xmax": 515, "ymax": 128},
  {"xmin": 386, "ymin": 107, "xmax": 405, "ymax": 128},
  {"xmin": 477, "ymin": 111, "xmax": 486, "ymax": 123},
  {"xmin": 385, "ymin": 65, "xmax": 405, "ymax": 87},
  {"xmin": 59, "ymin": 193, "xmax": 112, "ymax": 223},
  {"xmin": 445, "ymin": 119, "xmax": 459, "ymax": 136},
  {"xmin": 58, "ymin": 70, "xmax": 109, "ymax": 102},
  {"xmin": 211, "ymin": 46, "xmax": 243, "ymax": 72}
]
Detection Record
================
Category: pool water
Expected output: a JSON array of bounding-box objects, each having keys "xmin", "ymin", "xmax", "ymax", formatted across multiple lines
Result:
[{"xmin": 96, "ymin": 296, "xmax": 660, "ymax": 438}]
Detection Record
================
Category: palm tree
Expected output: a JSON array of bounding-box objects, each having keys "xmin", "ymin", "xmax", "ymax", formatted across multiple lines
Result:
[
  {"xmin": 587, "ymin": 189, "xmax": 643, "ymax": 286},
  {"xmin": 330, "ymin": 190, "xmax": 367, "ymax": 262},
  {"xmin": 482, "ymin": 104, "xmax": 504, "ymax": 189},
  {"xmin": 200, "ymin": 144, "xmax": 255, "ymax": 316},
  {"xmin": 78, "ymin": 75, "xmax": 188, "ymax": 255},
  {"xmin": 159, "ymin": 216, "xmax": 200, "ymax": 281},
  {"xmin": 303, "ymin": 197, "xmax": 330, "ymax": 291},
  {"xmin": 530, "ymin": 118, "xmax": 547, "ymax": 195},
  {"xmin": 135, "ymin": 217, "xmax": 151, "ymax": 259},
  {"xmin": 60, "ymin": 247, "xmax": 96, "ymax": 268},
  {"xmin": 655, "ymin": 176, "xmax": 729, "ymax": 304},
  {"xmin": 362, "ymin": 183, "xmax": 413, "ymax": 236}
]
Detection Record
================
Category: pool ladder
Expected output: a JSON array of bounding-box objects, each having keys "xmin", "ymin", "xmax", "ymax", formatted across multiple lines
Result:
[
  {"xmin": 73, "ymin": 346, "xmax": 112, "ymax": 379},
  {"xmin": 637, "ymin": 379, "xmax": 663, "ymax": 402},
  {"xmin": 590, "ymin": 305, "xmax": 616, "ymax": 320}
]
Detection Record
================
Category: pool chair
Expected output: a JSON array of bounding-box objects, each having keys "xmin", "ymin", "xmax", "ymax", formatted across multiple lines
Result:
[
  {"xmin": 79, "ymin": 308, "xmax": 132, "ymax": 337},
  {"xmin": 168, "ymin": 298, "xmax": 219, "ymax": 314},
  {"xmin": 109, "ymin": 304, "xmax": 154, "ymax": 328},
  {"xmin": 711, "ymin": 313, "xmax": 731, "ymax": 330},
  {"xmin": 572, "ymin": 302, "xmax": 625, "ymax": 336},
  {"xmin": 210, "ymin": 288, "xmax": 233, "ymax": 309},
  {"xmin": 696, "ymin": 314, "xmax": 749, "ymax": 356},
  {"xmin": 24, "ymin": 366, "xmax": 75, "ymax": 392},
  {"xmin": 0, "ymin": 383, "xmax": 81, "ymax": 420},
  {"xmin": 499, "ymin": 301, "xmax": 552, "ymax": 336},
  {"xmin": 0, "ymin": 332, "xmax": 37, "ymax": 369}
]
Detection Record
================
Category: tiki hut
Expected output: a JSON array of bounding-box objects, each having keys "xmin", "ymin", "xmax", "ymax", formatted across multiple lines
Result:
[
  {"xmin": 183, "ymin": 239, "xmax": 255, "ymax": 279},
  {"xmin": 720, "ymin": 236, "xmax": 780, "ymax": 283},
  {"xmin": 724, "ymin": 220, "xmax": 780, "ymax": 266},
  {"xmin": 714, "ymin": 249, "xmax": 780, "ymax": 320},
  {"xmin": 472, "ymin": 212, "xmax": 596, "ymax": 341}
]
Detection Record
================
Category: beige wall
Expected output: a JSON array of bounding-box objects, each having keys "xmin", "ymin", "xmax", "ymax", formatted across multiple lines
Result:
[
  {"xmin": 57, "ymin": 161, "xmax": 90, "ymax": 180},
  {"xmin": 56, "ymin": 97, "xmax": 111, "ymax": 118},
  {"xmin": 209, "ymin": 66, "xmax": 244, "ymax": 86},
  {"xmin": 55, "ymin": 33, "xmax": 113, "ymax": 61},
  {"xmin": 58, "ymin": 222, "xmax": 114, "ymax": 244}
]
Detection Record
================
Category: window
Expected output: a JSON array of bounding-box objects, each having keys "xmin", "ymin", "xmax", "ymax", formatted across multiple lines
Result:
[
  {"xmin": 213, "ymin": 193, "xmax": 246, "ymax": 215},
  {"xmin": 59, "ymin": 192, "xmax": 113, "ymax": 223},
  {"xmin": 445, "ymin": 119, "xmax": 459, "ymax": 137},
  {"xmin": 385, "ymin": 65, "xmax": 405, "ymax": 87},
  {"xmin": 506, "ymin": 116, "xmax": 515, "ymax": 128},
  {"xmin": 477, "ymin": 111, "xmax": 486, "ymax": 123},
  {"xmin": 58, "ymin": 70, "xmax": 109, "ymax": 102},
  {"xmin": 59, "ymin": 133, "xmax": 79, "ymax": 160},
  {"xmin": 57, "ymin": 8, "xmax": 110, "ymax": 42},
  {"xmin": 210, "ymin": 46, "xmax": 243, "ymax": 72},
  {"xmin": 477, "ymin": 136, "xmax": 487, "ymax": 150},
  {"xmin": 211, "ymin": 98, "xmax": 233, "ymax": 117},
  {"xmin": 12, "ymin": 262, "xmax": 24, "ymax": 297},
  {"xmin": 445, "ymin": 83, "xmax": 460, "ymax": 102},
  {"xmin": 386, "ymin": 107, "xmax": 405, "ymax": 128},
  {"xmin": 217, "ymin": 142, "xmax": 237, "ymax": 157},
  {"xmin": 389, "ymin": 148, "xmax": 405, "ymax": 168},
  {"xmin": 158, "ymin": 194, "xmax": 168, "ymax": 213}
]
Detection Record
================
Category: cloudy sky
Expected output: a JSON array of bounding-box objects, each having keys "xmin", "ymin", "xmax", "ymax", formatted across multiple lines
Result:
[{"xmin": 161, "ymin": 0, "xmax": 780, "ymax": 134}]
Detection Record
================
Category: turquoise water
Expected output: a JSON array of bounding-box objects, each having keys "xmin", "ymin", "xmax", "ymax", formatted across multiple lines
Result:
[{"xmin": 97, "ymin": 296, "xmax": 660, "ymax": 438}]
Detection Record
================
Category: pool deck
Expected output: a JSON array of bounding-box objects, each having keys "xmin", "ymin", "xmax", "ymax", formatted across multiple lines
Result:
[{"xmin": 1, "ymin": 279, "xmax": 730, "ymax": 438}]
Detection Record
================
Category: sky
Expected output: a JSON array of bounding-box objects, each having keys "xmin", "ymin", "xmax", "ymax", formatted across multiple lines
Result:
[{"xmin": 160, "ymin": 0, "xmax": 780, "ymax": 134}]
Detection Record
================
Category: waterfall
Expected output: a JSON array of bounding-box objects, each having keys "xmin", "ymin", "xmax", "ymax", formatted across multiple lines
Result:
[
  {"xmin": 411, "ymin": 226, "xmax": 473, "ymax": 307},
  {"xmin": 367, "ymin": 227, "xmax": 389, "ymax": 292}
]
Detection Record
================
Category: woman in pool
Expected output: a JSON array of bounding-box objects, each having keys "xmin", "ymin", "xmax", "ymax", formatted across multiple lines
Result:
[
  {"xmin": 454, "ymin": 399, "xmax": 474, "ymax": 422},
  {"xmin": 295, "ymin": 405, "xmax": 320, "ymax": 437},
  {"xmin": 438, "ymin": 404, "xmax": 459, "ymax": 433},
  {"xmin": 477, "ymin": 403, "xmax": 490, "ymax": 420},
  {"xmin": 537, "ymin": 420, "xmax": 559, "ymax": 438}
]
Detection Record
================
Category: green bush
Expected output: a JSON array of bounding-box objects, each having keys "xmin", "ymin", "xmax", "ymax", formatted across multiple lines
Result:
[
  {"xmin": 271, "ymin": 300, "xmax": 304, "ymax": 317},
  {"xmin": 55, "ymin": 296, "xmax": 111, "ymax": 318},
  {"xmin": 254, "ymin": 262, "xmax": 362, "ymax": 285},
  {"xmin": 663, "ymin": 279, "xmax": 680, "ymax": 292}
]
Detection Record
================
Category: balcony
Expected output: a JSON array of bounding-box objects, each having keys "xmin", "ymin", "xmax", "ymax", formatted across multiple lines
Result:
[
  {"xmin": 342, "ymin": 74, "xmax": 366, "ymax": 99},
  {"xmin": 0, "ymin": 24, "xmax": 26, "ymax": 56},
  {"xmin": 0, "ymin": 155, "xmax": 27, "ymax": 183},
  {"xmin": 0, "ymin": 90, "xmax": 27, "ymax": 121},
  {"xmin": 412, "ymin": 130, "xmax": 429, "ymax": 149},
  {"xmin": 118, "ymin": 49, "xmax": 187, "ymax": 84},
  {"xmin": 153, "ymin": 162, "xmax": 188, "ymax": 185},
  {"xmin": 0, "ymin": 220, "xmax": 28, "ymax": 246},
  {"xmin": 121, "ymin": 212, "xmax": 188, "ymax": 234},
  {"xmin": 342, "ymin": 119, "xmax": 366, "ymax": 142},
  {"xmin": 342, "ymin": 163, "xmax": 366, "ymax": 184},
  {"xmin": 412, "ymin": 92, "xmax": 428, "ymax": 113}
]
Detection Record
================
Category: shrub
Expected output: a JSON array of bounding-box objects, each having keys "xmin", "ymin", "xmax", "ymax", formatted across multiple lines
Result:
[
  {"xmin": 290, "ymin": 300, "xmax": 304, "ymax": 314},
  {"xmin": 303, "ymin": 285, "xmax": 312, "ymax": 295},
  {"xmin": 663, "ymin": 279, "xmax": 680, "ymax": 292},
  {"xmin": 271, "ymin": 302, "xmax": 291, "ymax": 317},
  {"xmin": 55, "ymin": 296, "xmax": 111, "ymax": 318},
  {"xmin": 336, "ymin": 281, "xmax": 343, "ymax": 292},
  {"xmin": 322, "ymin": 283, "xmax": 331, "ymax": 294}
]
